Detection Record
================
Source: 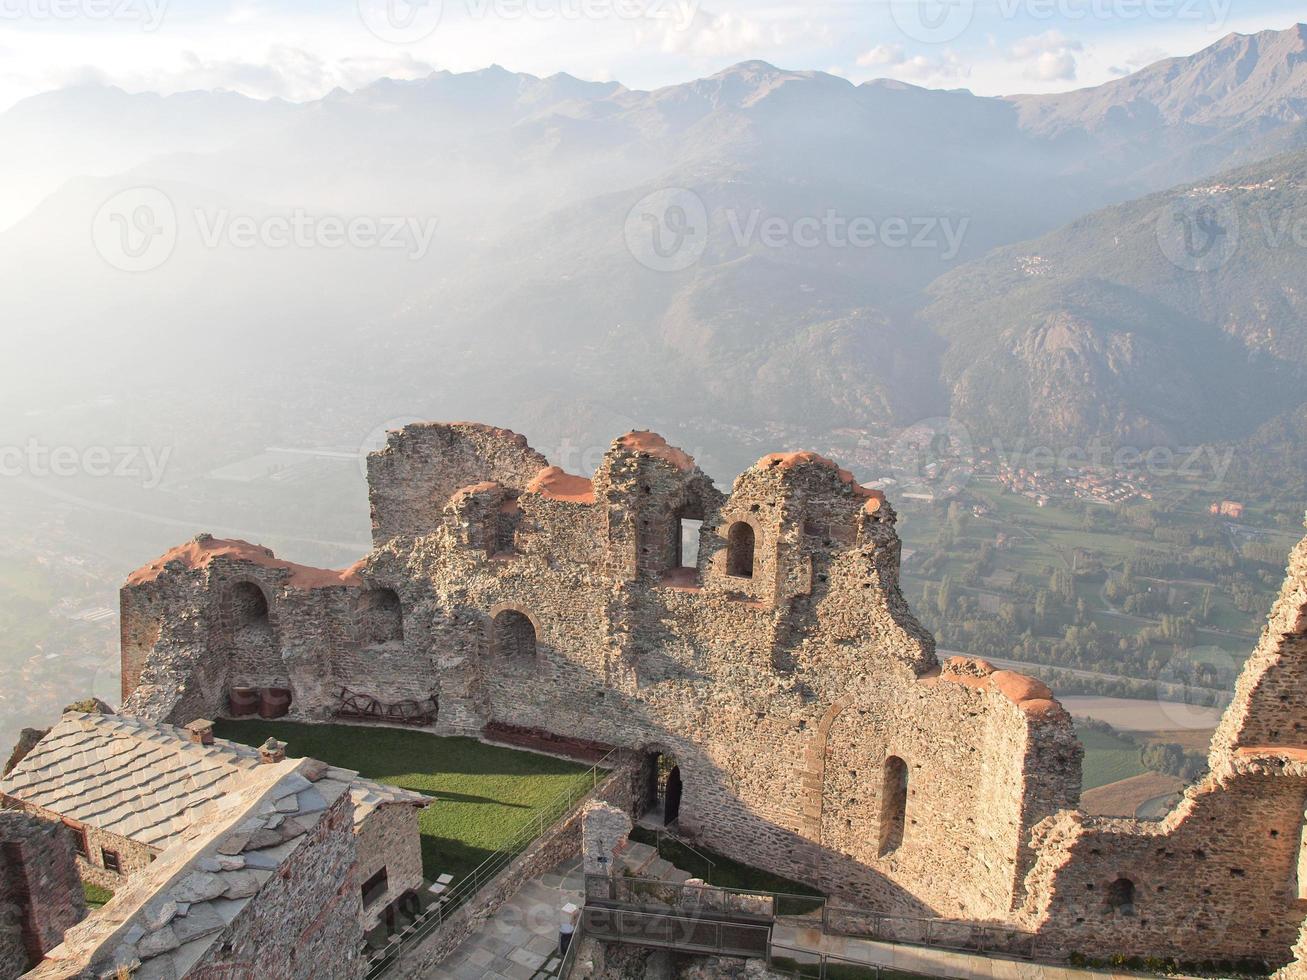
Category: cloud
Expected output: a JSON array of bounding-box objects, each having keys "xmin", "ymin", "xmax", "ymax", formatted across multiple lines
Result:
[
  {"xmin": 1009, "ymin": 30, "xmax": 1082, "ymax": 82},
  {"xmin": 855, "ymin": 43, "xmax": 968, "ymax": 82}
]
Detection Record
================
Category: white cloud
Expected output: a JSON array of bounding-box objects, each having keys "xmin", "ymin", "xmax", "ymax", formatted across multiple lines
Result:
[
  {"xmin": 1009, "ymin": 30, "xmax": 1082, "ymax": 82},
  {"xmin": 855, "ymin": 44, "xmax": 968, "ymax": 83}
]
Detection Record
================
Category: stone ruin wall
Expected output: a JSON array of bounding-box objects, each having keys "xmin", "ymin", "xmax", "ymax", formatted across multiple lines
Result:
[
  {"xmin": 0, "ymin": 811, "xmax": 85, "ymax": 980},
  {"xmin": 115, "ymin": 421, "xmax": 1307, "ymax": 967}
]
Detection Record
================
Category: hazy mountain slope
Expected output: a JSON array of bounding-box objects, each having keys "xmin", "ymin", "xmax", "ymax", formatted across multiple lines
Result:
[{"xmin": 922, "ymin": 150, "xmax": 1307, "ymax": 446}]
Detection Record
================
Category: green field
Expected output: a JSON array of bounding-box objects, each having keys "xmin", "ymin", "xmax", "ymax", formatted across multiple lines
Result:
[
  {"xmin": 214, "ymin": 720, "xmax": 595, "ymax": 884},
  {"xmin": 1078, "ymin": 727, "xmax": 1146, "ymax": 790}
]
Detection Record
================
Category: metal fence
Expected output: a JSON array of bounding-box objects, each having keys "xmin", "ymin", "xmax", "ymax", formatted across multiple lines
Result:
[
  {"xmin": 769, "ymin": 942, "xmax": 958, "ymax": 980},
  {"xmin": 582, "ymin": 906, "xmax": 773, "ymax": 958},
  {"xmin": 821, "ymin": 905, "xmax": 1040, "ymax": 959},
  {"xmin": 584, "ymin": 872, "xmax": 824, "ymax": 921},
  {"xmin": 363, "ymin": 749, "xmax": 621, "ymax": 978}
]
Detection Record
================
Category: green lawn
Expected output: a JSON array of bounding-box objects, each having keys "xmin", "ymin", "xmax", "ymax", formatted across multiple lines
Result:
[
  {"xmin": 214, "ymin": 720, "xmax": 595, "ymax": 884},
  {"xmin": 83, "ymin": 882, "xmax": 113, "ymax": 909},
  {"xmin": 1077, "ymin": 726, "xmax": 1146, "ymax": 790}
]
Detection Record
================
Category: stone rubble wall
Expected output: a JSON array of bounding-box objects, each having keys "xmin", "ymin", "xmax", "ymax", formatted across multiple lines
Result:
[
  {"xmin": 1276, "ymin": 917, "xmax": 1307, "ymax": 979},
  {"xmin": 191, "ymin": 785, "xmax": 365, "ymax": 979},
  {"xmin": 2, "ymin": 797, "xmax": 154, "ymax": 891},
  {"xmin": 0, "ymin": 811, "xmax": 85, "ymax": 979},
  {"xmin": 356, "ymin": 803, "xmax": 426, "ymax": 931},
  {"xmin": 115, "ymin": 421, "xmax": 1307, "ymax": 969}
]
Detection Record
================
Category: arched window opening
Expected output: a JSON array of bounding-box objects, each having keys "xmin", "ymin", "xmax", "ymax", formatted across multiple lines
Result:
[
  {"xmin": 230, "ymin": 582, "xmax": 269, "ymax": 629},
  {"xmin": 878, "ymin": 755, "xmax": 908, "ymax": 857},
  {"xmin": 727, "ymin": 522, "xmax": 756, "ymax": 578},
  {"xmin": 1106, "ymin": 877, "xmax": 1136, "ymax": 916},
  {"xmin": 361, "ymin": 588, "xmax": 403, "ymax": 645},
  {"xmin": 494, "ymin": 610, "xmax": 537, "ymax": 663}
]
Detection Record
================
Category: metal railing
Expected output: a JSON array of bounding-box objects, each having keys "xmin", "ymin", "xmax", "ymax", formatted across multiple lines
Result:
[
  {"xmin": 652, "ymin": 822, "xmax": 717, "ymax": 879},
  {"xmin": 585, "ymin": 871, "xmax": 824, "ymax": 922},
  {"xmin": 363, "ymin": 749, "xmax": 620, "ymax": 978},
  {"xmin": 821, "ymin": 905, "xmax": 1040, "ymax": 959},
  {"xmin": 582, "ymin": 906, "xmax": 772, "ymax": 958},
  {"xmin": 769, "ymin": 942, "xmax": 959, "ymax": 980}
]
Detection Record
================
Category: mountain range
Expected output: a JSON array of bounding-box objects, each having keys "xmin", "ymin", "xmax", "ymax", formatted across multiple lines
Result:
[{"xmin": 6, "ymin": 23, "xmax": 1307, "ymax": 473}]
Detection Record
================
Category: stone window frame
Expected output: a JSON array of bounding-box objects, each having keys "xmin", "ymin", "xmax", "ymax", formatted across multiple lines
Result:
[
  {"xmin": 724, "ymin": 517, "xmax": 761, "ymax": 579},
  {"xmin": 487, "ymin": 603, "xmax": 544, "ymax": 670},
  {"xmin": 62, "ymin": 818, "xmax": 87, "ymax": 859}
]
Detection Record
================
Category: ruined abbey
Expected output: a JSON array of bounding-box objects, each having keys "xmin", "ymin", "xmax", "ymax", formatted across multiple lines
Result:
[{"xmin": 97, "ymin": 422, "xmax": 1307, "ymax": 972}]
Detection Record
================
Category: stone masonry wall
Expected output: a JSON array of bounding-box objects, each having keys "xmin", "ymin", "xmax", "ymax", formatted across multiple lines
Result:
[
  {"xmin": 356, "ymin": 803, "xmax": 425, "ymax": 930},
  {"xmin": 0, "ymin": 797, "xmax": 152, "ymax": 891},
  {"xmin": 0, "ymin": 810, "xmax": 85, "ymax": 979},
  {"xmin": 191, "ymin": 784, "xmax": 365, "ymax": 979},
  {"xmin": 116, "ymin": 420, "xmax": 1307, "ymax": 968}
]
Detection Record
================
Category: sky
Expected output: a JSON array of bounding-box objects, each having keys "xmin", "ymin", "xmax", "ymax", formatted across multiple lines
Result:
[{"xmin": 0, "ymin": 0, "xmax": 1303, "ymax": 110}]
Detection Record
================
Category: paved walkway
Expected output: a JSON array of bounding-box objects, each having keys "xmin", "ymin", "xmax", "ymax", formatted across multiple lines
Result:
[
  {"xmin": 431, "ymin": 858, "xmax": 581, "ymax": 980},
  {"xmin": 773, "ymin": 922, "xmax": 1176, "ymax": 980}
]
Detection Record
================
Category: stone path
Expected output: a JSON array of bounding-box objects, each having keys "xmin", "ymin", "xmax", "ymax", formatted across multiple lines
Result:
[
  {"xmin": 430, "ymin": 858, "xmax": 582, "ymax": 980},
  {"xmin": 772, "ymin": 922, "xmax": 1186, "ymax": 980}
]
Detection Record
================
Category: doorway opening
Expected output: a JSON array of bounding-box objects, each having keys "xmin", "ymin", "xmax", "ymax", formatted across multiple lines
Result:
[{"xmin": 641, "ymin": 750, "xmax": 683, "ymax": 828}]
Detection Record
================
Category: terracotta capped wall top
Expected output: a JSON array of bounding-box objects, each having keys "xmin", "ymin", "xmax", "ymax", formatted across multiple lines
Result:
[
  {"xmin": 525, "ymin": 466, "xmax": 596, "ymax": 504},
  {"xmin": 615, "ymin": 431, "xmax": 697, "ymax": 472},
  {"xmin": 754, "ymin": 451, "xmax": 887, "ymax": 513},
  {"xmin": 126, "ymin": 535, "xmax": 365, "ymax": 590},
  {"xmin": 935, "ymin": 656, "xmax": 1064, "ymax": 718}
]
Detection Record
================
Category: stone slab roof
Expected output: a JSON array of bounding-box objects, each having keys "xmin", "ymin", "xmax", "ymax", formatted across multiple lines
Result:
[
  {"xmin": 0, "ymin": 713, "xmax": 428, "ymax": 851},
  {"xmin": 28, "ymin": 756, "xmax": 350, "ymax": 979}
]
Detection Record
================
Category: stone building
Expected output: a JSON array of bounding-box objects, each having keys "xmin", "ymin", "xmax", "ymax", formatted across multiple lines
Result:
[
  {"xmin": 113, "ymin": 421, "xmax": 1307, "ymax": 969},
  {"xmin": 0, "ymin": 712, "xmax": 428, "ymax": 932},
  {"xmin": 0, "ymin": 811, "xmax": 85, "ymax": 979},
  {"xmin": 25, "ymin": 753, "xmax": 367, "ymax": 979}
]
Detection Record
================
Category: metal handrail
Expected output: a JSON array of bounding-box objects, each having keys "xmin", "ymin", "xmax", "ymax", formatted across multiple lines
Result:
[
  {"xmin": 363, "ymin": 749, "xmax": 621, "ymax": 978},
  {"xmin": 582, "ymin": 905, "xmax": 773, "ymax": 958},
  {"xmin": 769, "ymin": 941, "xmax": 959, "ymax": 979},
  {"xmin": 585, "ymin": 872, "xmax": 819, "ymax": 918},
  {"xmin": 655, "ymin": 822, "xmax": 717, "ymax": 879},
  {"xmin": 821, "ymin": 904, "xmax": 1039, "ymax": 959}
]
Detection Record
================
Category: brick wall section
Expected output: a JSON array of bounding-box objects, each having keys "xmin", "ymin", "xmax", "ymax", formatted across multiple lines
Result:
[
  {"xmin": 189, "ymin": 786, "xmax": 365, "ymax": 979},
  {"xmin": 356, "ymin": 803, "xmax": 425, "ymax": 930},
  {"xmin": 0, "ymin": 811, "xmax": 85, "ymax": 979}
]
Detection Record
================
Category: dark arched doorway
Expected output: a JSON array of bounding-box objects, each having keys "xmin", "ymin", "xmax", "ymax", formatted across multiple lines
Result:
[{"xmin": 641, "ymin": 751, "xmax": 684, "ymax": 828}]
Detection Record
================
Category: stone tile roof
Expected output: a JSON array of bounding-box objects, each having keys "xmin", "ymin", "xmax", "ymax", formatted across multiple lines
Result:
[
  {"xmin": 0, "ymin": 713, "xmax": 428, "ymax": 850},
  {"xmin": 27, "ymin": 756, "xmax": 350, "ymax": 979}
]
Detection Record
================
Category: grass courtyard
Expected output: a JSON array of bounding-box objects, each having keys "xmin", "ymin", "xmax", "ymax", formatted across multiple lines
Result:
[{"xmin": 213, "ymin": 720, "xmax": 596, "ymax": 885}]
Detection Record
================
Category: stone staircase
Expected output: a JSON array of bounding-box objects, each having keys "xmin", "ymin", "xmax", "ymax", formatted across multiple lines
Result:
[{"xmin": 615, "ymin": 839, "xmax": 697, "ymax": 887}]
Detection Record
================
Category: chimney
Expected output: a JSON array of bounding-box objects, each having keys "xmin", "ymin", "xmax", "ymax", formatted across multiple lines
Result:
[
  {"xmin": 259, "ymin": 738, "xmax": 287, "ymax": 764},
  {"xmin": 185, "ymin": 719, "xmax": 215, "ymax": 746}
]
